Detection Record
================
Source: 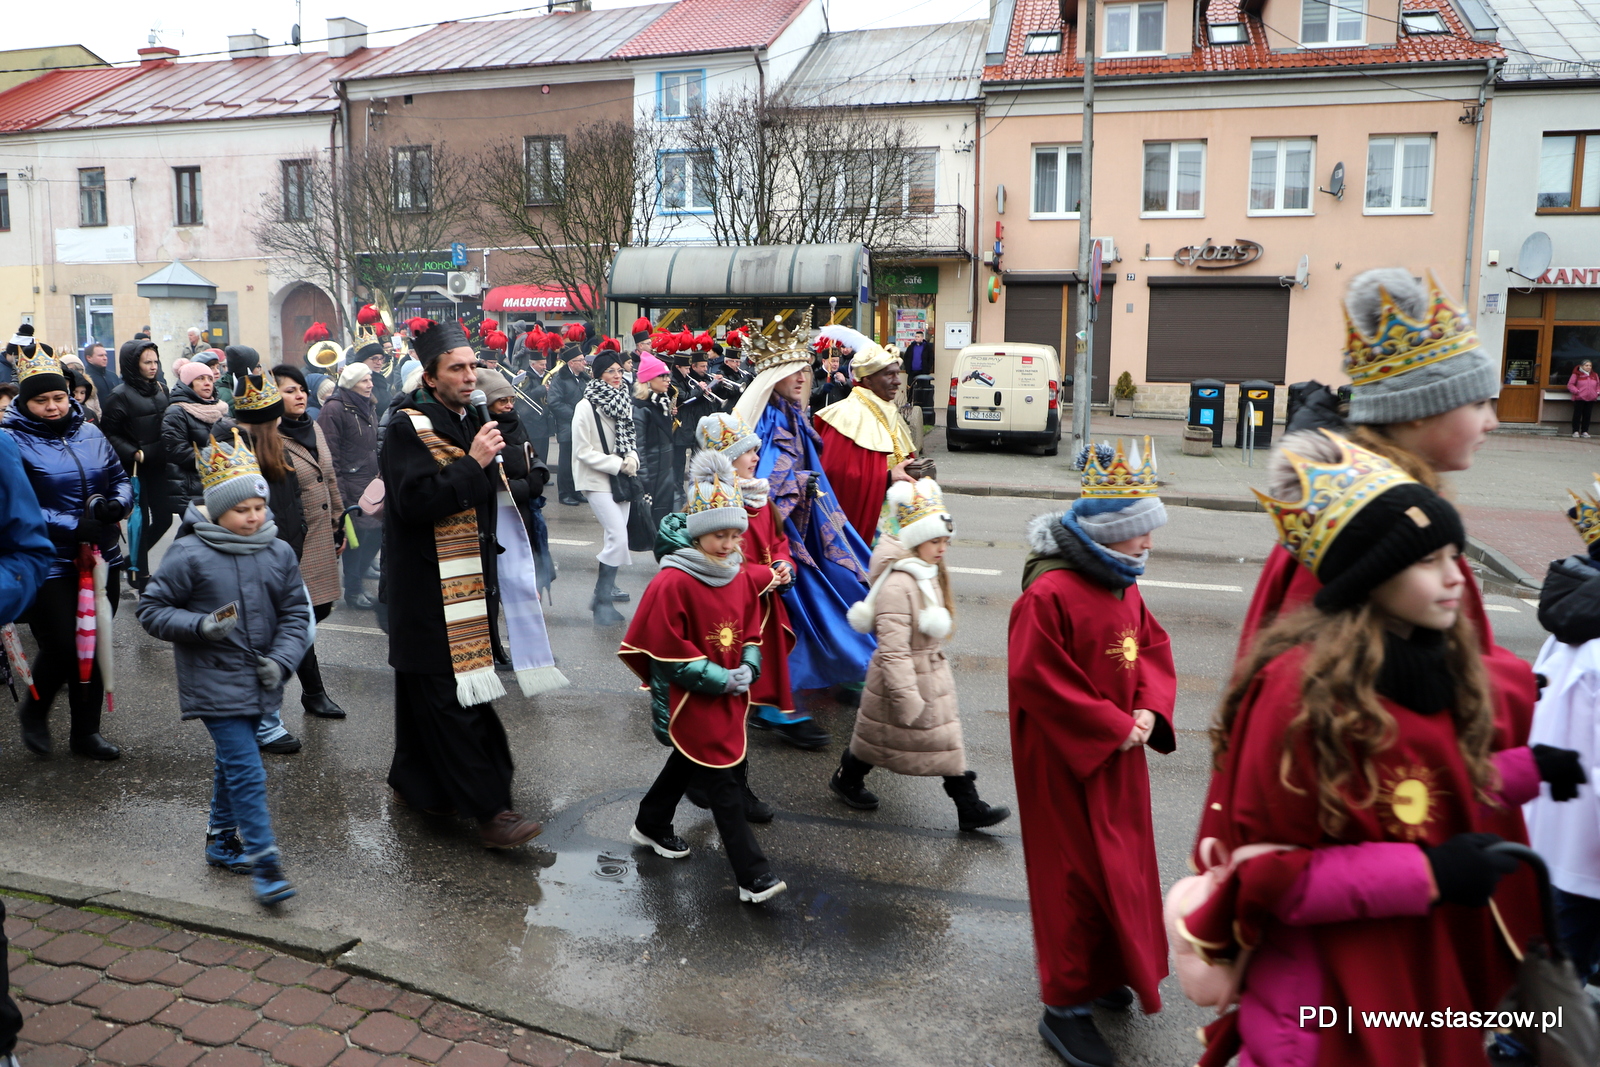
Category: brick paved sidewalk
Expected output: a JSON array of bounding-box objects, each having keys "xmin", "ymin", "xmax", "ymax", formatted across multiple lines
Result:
[{"xmin": 4, "ymin": 896, "xmax": 621, "ymax": 1067}]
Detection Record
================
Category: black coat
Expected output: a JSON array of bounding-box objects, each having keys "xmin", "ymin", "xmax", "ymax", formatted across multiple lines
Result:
[
  {"xmin": 1539, "ymin": 554, "xmax": 1600, "ymax": 646},
  {"xmin": 101, "ymin": 340, "xmax": 170, "ymax": 479},
  {"xmin": 160, "ymin": 387, "xmax": 235, "ymax": 509},
  {"xmin": 317, "ymin": 388, "xmax": 380, "ymax": 510},
  {"xmin": 633, "ymin": 392, "xmax": 679, "ymax": 516},
  {"xmin": 515, "ymin": 370, "xmax": 553, "ymax": 442},
  {"xmin": 379, "ymin": 393, "xmax": 499, "ymax": 674},
  {"xmin": 812, "ymin": 367, "xmax": 852, "ymax": 410},
  {"xmin": 547, "ymin": 365, "xmax": 588, "ymax": 443},
  {"xmin": 496, "ymin": 408, "xmax": 550, "ymax": 513},
  {"xmin": 901, "ymin": 340, "xmax": 935, "ymax": 377},
  {"xmin": 674, "ymin": 370, "xmax": 729, "ymax": 448}
]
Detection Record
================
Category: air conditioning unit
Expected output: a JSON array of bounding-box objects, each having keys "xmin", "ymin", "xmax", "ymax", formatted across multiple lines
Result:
[
  {"xmin": 446, "ymin": 271, "xmax": 481, "ymax": 297},
  {"xmin": 1092, "ymin": 237, "xmax": 1120, "ymax": 263}
]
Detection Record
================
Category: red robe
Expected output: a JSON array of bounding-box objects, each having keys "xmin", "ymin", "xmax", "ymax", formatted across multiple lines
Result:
[
  {"xmin": 619, "ymin": 564, "xmax": 771, "ymax": 768},
  {"xmin": 741, "ymin": 499, "xmax": 796, "ymax": 715},
  {"xmin": 1197, "ymin": 646, "xmax": 1525, "ymax": 1067},
  {"xmin": 814, "ymin": 419, "xmax": 909, "ymax": 544},
  {"xmin": 1008, "ymin": 567, "xmax": 1177, "ymax": 1011}
]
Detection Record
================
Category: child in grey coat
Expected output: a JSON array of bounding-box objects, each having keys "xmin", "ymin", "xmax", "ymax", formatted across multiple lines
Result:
[{"xmin": 136, "ymin": 430, "xmax": 311, "ymax": 906}]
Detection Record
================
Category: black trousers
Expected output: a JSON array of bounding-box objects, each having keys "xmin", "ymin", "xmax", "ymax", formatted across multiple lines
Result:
[
  {"xmin": 134, "ymin": 482, "xmax": 172, "ymax": 581},
  {"xmin": 21, "ymin": 568, "xmax": 122, "ymax": 738},
  {"xmin": 296, "ymin": 602, "xmax": 334, "ymax": 695},
  {"xmin": 637, "ymin": 749, "xmax": 770, "ymax": 886},
  {"xmin": 1575, "ymin": 400, "xmax": 1594, "ymax": 435},
  {"xmin": 556, "ymin": 436, "xmax": 576, "ymax": 500},
  {"xmin": 387, "ymin": 671, "xmax": 514, "ymax": 822},
  {"xmin": 0, "ymin": 899, "xmax": 19, "ymax": 1056}
]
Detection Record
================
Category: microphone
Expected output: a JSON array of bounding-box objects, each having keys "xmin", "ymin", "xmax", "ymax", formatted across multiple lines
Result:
[{"xmin": 469, "ymin": 389, "xmax": 503, "ymax": 465}]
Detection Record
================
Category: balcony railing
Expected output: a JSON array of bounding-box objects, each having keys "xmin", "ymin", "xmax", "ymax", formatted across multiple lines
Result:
[{"xmin": 873, "ymin": 203, "xmax": 969, "ymax": 258}]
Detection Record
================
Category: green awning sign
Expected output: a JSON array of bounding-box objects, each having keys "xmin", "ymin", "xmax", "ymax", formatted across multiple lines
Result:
[{"xmin": 877, "ymin": 268, "xmax": 939, "ymax": 295}]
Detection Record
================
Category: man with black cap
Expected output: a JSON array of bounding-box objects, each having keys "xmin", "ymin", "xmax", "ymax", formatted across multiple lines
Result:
[{"xmin": 379, "ymin": 316, "xmax": 544, "ymax": 850}]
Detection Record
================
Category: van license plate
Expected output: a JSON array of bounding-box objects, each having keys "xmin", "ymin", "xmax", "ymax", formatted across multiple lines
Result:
[{"xmin": 964, "ymin": 409, "xmax": 1002, "ymax": 421}]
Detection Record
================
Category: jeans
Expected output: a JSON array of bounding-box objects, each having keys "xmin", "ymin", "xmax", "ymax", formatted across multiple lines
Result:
[
  {"xmin": 1555, "ymin": 886, "xmax": 1600, "ymax": 987},
  {"xmin": 637, "ymin": 749, "xmax": 770, "ymax": 886},
  {"xmin": 203, "ymin": 716, "xmax": 277, "ymax": 861}
]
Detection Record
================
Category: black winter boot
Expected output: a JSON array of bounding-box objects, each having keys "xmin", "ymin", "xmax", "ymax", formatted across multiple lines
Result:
[
  {"xmin": 735, "ymin": 760, "xmax": 774, "ymax": 823},
  {"xmin": 298, "ymin": 647, "xmax": 346, "ymax": 718},
  {"xmin": 18, "ymin": 700, "xmax": 51, "ymax": 755},
  {"xmin": 829, "ymin": 749, "xmax": 879, "ymax": 810},
  {"xmin": 943, "ymin": 770, "xmax": 1011, "ymax": 832},
  {"xmin": 592, "ymin": 564, "xmax": 626, "ymax": 626}
]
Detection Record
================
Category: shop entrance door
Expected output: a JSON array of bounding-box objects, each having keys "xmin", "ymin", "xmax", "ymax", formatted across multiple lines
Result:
[{"xmin": 1499, "ymin": 327, "xmax": 1543, "ymax": 423}]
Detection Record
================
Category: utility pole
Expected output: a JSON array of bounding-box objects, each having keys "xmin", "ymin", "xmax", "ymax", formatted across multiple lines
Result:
[{"xmin": 1072, "ymin": 0, "xmax": 1097, "ymax": 461}]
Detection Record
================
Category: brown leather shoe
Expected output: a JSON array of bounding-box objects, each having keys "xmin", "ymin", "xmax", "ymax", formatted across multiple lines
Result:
[{"xmin": 479, "ymin": 810, "xmax": 544, "ymax": 849}]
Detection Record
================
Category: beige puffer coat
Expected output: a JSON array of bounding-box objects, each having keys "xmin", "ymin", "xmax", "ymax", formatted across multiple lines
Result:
[{"xmin": 848, "ymin": 538, "xmax": 966, "ymax": 777}]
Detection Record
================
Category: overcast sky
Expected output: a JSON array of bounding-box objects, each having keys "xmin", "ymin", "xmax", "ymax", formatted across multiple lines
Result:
[{"xmin": 4, "ymin": 0, "xmax": 988, "ymax": 70}]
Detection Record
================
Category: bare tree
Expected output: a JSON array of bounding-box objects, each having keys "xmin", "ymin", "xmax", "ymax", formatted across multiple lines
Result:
[
  {"xmin": 477, "ymin": 119, "xmax": 676, "ymax": 323},
  {"xmin": 254, "ymin": 142, "xmax": 483, "ymax": 339}
]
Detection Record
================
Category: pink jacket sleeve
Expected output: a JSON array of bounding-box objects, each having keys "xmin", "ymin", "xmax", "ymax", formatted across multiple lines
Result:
[
  {"xmin": 1272, "ymin": 842, "xmax": 1434, "ymax": 926},
  {"xmin": 1493, "ymin": 745, "xmax": 1541, "ymax": 807}
]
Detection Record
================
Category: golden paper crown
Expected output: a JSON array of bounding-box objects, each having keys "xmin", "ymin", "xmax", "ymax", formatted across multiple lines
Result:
[
  {"xmin": 686, "ymin": 472, "xmax": 744, "ymax": 516},
  {"xmin": 1252, "ymin": 431, "xmax": 1416, "ymax": 575},
  {"xmin": 1081, "ymin": 437, "xmax": 1160, "ymax": 500},
  {"xmin": 894, "ymin": 478, "xmax": 947, "ymax": 530},
  {"xmin": 1343, "ymin": 270, "xmax": 1480, "ymax": 389},
  {"xmin": 234, "ymin": 373, "xmax": 282, "ymax": 413},
  {"xmin": 15, "ymin": 346, "xmax": 64, "ymax": 385},
  {"xmin": 742, "ymin": 307, "xmax": 815, "ymax": 374},
  {"xmin": 195, "ymin": 429, "xmax": 264, "ymax": 494},
  {"xmin": 696, "ymin": 412, "xmax": 759, "ymax": 454},
  {"xmin": 1568, "ymin": 477, "xmax": 1600, "ymax": 548}
]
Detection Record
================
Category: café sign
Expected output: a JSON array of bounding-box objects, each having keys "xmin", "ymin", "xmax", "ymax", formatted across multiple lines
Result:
[
  {"xmin": 1175, "ymin": 238, "xmax": 1263, "ymax": 269},
  {"xmin": 1535, "ymin": 267, "xmax": 1600, "ymax": 286}
]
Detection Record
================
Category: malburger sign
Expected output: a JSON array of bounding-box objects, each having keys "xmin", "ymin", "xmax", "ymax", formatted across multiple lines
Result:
[{"xmin": 1174, "ymin": 238, "xmax": 1263, "ymax": 269}]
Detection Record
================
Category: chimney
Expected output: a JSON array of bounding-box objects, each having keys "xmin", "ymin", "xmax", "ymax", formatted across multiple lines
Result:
[
  {"xmin": 228, "ymin": 33, "xmax": 269, "ymax": 59},
  {"xmin": 137, "ymin": 46, "xmax": 179, "ymax": 65},
  {"xmin": 327, "ymin": 17, "xmax": 368, "ymax": 58}
]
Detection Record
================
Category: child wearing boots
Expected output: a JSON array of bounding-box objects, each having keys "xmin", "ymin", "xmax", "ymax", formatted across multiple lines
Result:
[
  {"xmin": 829, "ymin": 478, "xmax": 1009, "ymax": 832},
  {"xmin": 1008, "ymin": 438, "xmax": 1176, "ymax": 1067},
  {"xmin": 136, "ymin": 430, "xmax": 312, "ymax": 907},
  {"xmin": 619, "ymin": 450, "xmax": 786, "ymax": 904}
]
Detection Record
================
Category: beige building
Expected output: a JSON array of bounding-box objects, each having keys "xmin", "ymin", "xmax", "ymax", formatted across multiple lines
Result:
[{"xmin": 979, "ymin": 0, "xmax": 1503, "ymax": 415}]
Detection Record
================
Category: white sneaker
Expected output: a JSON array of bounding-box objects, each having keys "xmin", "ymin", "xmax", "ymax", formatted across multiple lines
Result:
[
  {"xmin": 629, "ymin": 825, "xmax": 690, "ymax": 859},
  {"xmin": 738, "ymin": 875, "xmax": 787, "ymax": 903}
]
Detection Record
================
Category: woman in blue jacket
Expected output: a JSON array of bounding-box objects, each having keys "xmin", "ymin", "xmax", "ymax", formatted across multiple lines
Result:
[{"xmin": 3, "ymin": 350, "xmax": 131, "ymax": 759}]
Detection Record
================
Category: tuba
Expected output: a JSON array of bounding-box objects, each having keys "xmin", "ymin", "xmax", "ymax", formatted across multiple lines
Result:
[{"xmin": 306, "ymin": 340, "xmax": 343, "ymax": 370}]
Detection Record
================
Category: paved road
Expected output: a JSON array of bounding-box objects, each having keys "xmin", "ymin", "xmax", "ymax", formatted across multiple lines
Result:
[{"xmin": 0, "ymin": 495, "xmax": 1551, "ymax": 1067}]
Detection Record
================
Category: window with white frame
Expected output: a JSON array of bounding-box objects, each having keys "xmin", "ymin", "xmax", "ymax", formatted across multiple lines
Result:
[
  {"xmin": 1401, "ymin": 10, "xmax": 1447, "ymax": 33},
  {"xmin": 1302, "ymin": 0, "xmax": 1364, "ymax": 45},
  {"xmin": 1032, "ymin": 145, "xmax": 1083, "ymax": 217},
  {"xmin": 658, "ymin": 70, "xmax": 704, "ymax": 120},
  {"xmin": 661, "ymin": 150, "xmax": 714, "ymax": 212},
  {"xmin": 1142, "ymin": 141, "xmax": 1204, "ymax": 215},
  {"xmin": 1105, "ymin": 2, "xmax": 1165, "ymax": 56},
  {"xmin": 392, "ymin": 145, "xmax": 432, "ymax": 213},
  {"xmin": 1365, "ymin": 135, "xmax": 1434, "ymax": 213},
  {"xmin": 1249, "ymin": 139, "xmax": 1314, "ymax": 214},
  {"xmin": 1024, "ymin": 32, "xmax": 1062, "ymax": 53}
]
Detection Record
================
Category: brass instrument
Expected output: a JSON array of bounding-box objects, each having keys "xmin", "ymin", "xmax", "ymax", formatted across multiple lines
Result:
[{"xmin": 306, "ymin": 340, "xmax": 343, "ymax": 369}]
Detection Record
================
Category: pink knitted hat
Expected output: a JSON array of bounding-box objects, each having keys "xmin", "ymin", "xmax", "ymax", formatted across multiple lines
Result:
[
  {"xmin": 178, "ymin": 361, "xmax": 217, "ymax": 387},
  {"xmin": 636, "ymin": 352, "xmax": 670, "ymax": 383}
]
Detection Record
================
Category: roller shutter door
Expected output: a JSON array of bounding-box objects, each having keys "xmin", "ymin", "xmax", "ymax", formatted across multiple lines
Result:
[
  {"xmin": 1146, "ymin": 283, "xmax": 1289, "ymax": 382},
  {"xmin": 1004, "ymin": 281, "xmax": 1111, "ymax": 403}
]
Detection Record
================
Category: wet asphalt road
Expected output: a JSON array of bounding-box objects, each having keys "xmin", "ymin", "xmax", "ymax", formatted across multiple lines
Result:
[{"xmin": 0, "ymin": 494, "xmax": 1551, "ymax": 1067}]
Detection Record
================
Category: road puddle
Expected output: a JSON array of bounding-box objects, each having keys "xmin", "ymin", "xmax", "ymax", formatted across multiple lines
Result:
[{"xmin": 517, "ymin": 849, "xmax": 656, "ymax": 941}]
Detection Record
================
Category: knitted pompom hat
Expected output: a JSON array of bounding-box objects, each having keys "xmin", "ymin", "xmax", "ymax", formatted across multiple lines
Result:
[
  {"xmin": 886, "ymin": 478, "xmax": 954, "ymax": 551},
  {"xmin": 684, "ymin": 449, "xmax": 748, "ymax": 540},
  {"xmin": 197, "ymin": 429, "xmax": 271, "ymax": 517}
]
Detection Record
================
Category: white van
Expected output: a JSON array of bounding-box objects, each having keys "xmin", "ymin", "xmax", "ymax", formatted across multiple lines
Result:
[{"xmin": 945, "ymin": 343, "xmax": 1064, "ymax": 455}]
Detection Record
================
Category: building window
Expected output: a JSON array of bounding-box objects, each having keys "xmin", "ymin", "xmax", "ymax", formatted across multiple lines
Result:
[
  {"xmin": 661, "ymin": 150, "xmax": 713, "ymax": 212},
  {"xmin": 1538, "ymin": 132, "xmax": 1600, "ymax": 213},
  {"xmin": 1032, "ymin": 145, "xmax": 1083, "ymax": 217},
  {"xmin": 657, "ymin": 70, "xmax": 704, "ymax": 120},
  {"xmin": 1302, "ymin": 0, "xmax": 1364, "ymax": 45},
  {"xmin": 1365, "ymin": 135, "xmax": 1434, "ymax": 213},
  {"xmin": 281, "ymin": 160, "xmax": 311, "ymax": 221},
  {"xmin": 1024, "ymin": 32, "xmax": 1062, "ymax": 53},
  {"xmin": 890, "ymin": 148, "xmax": 937, "ymax": 216},
  {"xmin": 1142, "ymin": 141, "xmax": 1205, "ymax": 215},
  {"xmin": 174, "ymin": 167, "xmax": 202, "ymax": 226},
  {"xmin": 1105, "ymin": 2, "xmax": 1165, "ymax": 56},
  {"xmin": 79, "ymin": 168, "xmax": 107, "ymax": 227},
  {"xmin": 1208, "ymin": 23, "xmax": 1247, "ymax": 43},
  {"xmin": 392, "ymin": 145, "xmax": 432, "ymax": 213},
  {"xmin": 1401, "ymin": 10, "xmax": 1447, "ymax": 33},
  {"xmin": 524, "ymin": 135, "xmax": 567, "ymax": 206},
  {"xmin": 0, "ymin": 173, "xmax": 9, "ymax": 231},
  {"xmin": 1249, "ymin": 139, "xmax": 1314, "ymax": 214},
  {"xmin": 74, "ymin": 295, "xmax": 115, "ymax": 353}
]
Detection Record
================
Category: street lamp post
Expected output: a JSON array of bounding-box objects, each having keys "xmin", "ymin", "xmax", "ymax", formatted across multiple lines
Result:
[{"xmin": 1072, "ymin": 0, "xmax": 1098, "ymax": 462}]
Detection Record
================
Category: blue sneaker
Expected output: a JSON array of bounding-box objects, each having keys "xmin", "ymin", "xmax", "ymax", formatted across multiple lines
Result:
[
  {"xmin": 252, "ymin": 857, "xmax": 296, "ymax": 906},
  {"xmin": 205, "ymin": 831, "xmax": 251, "ymax": 874}
]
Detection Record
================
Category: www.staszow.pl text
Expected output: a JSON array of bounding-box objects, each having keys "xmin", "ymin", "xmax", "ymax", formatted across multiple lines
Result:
[{"xmin": 1300, "ymin": 1006, "xmax": 1569, "ymax": 1032}]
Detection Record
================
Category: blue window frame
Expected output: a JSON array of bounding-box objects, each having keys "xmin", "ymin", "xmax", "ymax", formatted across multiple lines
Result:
[
  {"xmin": 657, "ymin": 70, "xmax": 705, "ymax": 120},
  {"xmin": 660, "ymin": 150, "xmax": 714, "ymax": 213}
]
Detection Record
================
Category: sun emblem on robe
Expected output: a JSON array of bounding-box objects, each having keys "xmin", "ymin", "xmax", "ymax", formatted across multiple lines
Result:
[
  {"xmin": 706, "ymin": 620, "xmax": 742, "ymax": 652},
  {"xmin": 1104, "ymin": 628, "xmax": 1140, "ymax": 670},
  {"xmin": 1377, "ymin": 764, "xmax": 1449, "ymax": 840}
]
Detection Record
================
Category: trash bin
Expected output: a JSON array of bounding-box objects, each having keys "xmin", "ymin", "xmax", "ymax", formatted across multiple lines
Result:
[
  {"xmin": 1188, "ymin": 378, "xmax": 1226, "ymax": 447},
  {"xmin": 1235, "ymin": 379, "xmax": 1275, "ymax": 449}
]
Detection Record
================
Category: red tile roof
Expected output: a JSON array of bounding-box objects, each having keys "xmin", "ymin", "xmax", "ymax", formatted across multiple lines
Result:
[
  {"xmin": 985, "ymin": 0, "xmax": 1500, "ymax": 82},
  {"xmin": 0, "ymin": 66, "xmax": 144, "ymax": 132},
  {"xmin": 611, "ymin": 0, "xmax": 811, "ymax": 58}
]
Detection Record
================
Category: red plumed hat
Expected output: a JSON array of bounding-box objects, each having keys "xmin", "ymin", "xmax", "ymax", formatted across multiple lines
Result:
[
  {"xmin": 479, "ymin": 319, "xmax": 498, "ymax": 338},
  {"xmin": 406, "ymin": 317, "xmax": 433, "ymax": 335},
  {"xmin": 356, "ymin": 304, "xmax": 382, "ymax": 326},
  {"xmin": 659, "ymin": 333, "xmax": 679, "ymax": 354},
  {"xmin": 485, "ymin": 330, "xmax": 508, "ymax": 352},
  {"xmin": 535, "ymin": 330, "xmax": 561, "ymax": 352},
  {"xmin": 725, "ymin": 327, "xmax": 746, "ymax": 349},
  {"xmin": 373, "ymin": 320, "xmax": 388, "ymax": 337},
  {"xmin": 303, "ymin": 322, "xmax": 331, "ymax": 344},
  {"xmin": 694, "ymin": 331, "xmax": 715, "ymax": 352},
  {"xmin": 563, "ymin": 322, "xmax": 586, "ymax": 343},
  {"xmin": 631, "ymin": 316, "xmax": 653, "ymax": 341},
  {"xmin": 597, "ymin": 336, "xmax": 621, "ymax": 353}
]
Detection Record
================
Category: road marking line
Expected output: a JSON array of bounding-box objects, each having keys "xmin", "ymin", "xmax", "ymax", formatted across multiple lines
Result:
[
  {"xmin": 1141, "ymin": 579, "xmax": 1244, "ymax": 592},
  {"xmin": 949, "ymin": 566, "xmax": 1002, "ymax": 576},
  {"xmin": 321, "ymin": 623, "xmax": 386, "ymax": 635},
  {"xmin": 549, "ymin": 538, "xmax": 595, "ymax": 546},
  {"xmin": 1482, "ymin": 604, "xmax": 1519, "ymax": 613},
  {"xmin": 1521, "ymin": 598, "xmax": 1540, "ymax": 607}
]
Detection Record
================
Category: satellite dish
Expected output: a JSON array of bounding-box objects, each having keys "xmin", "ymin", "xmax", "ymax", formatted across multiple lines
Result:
[
  {"xmin": 1294, "ymin": 254, "xmax": 1310, "ymax": 289},
  {"xmin": 1320, "ymin": 162, "xmax": 1345, "ymax": 200},
  {"xmin": 1514, "ymin": 231, "xmax": 1553, "ymax": 282},
  {"xmin": 291, "ymin": 23, "xmax": 301, "ymax": 46}
]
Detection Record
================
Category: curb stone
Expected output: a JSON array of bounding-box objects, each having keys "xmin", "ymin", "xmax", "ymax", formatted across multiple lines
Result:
[
  {"xmin": 943, "ymin": 479, "xmax": 1268, "ymax": 514},
  {"xmin": 1466, "ymin": 537, "xmax": 1540, "ymax": 597},
  {"xmin": 1, "ymin": 868, "xmax": 848, "ymax": 1067}
]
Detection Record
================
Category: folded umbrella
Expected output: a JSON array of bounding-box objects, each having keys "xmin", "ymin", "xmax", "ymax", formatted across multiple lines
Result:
[
  {"xmin": 2, "ymin": 623, "xmax": 35, "ymax": 702},
  {"xmin": 76, "ymin": 543, "xmax": 96, "ymax": 685},
  {"xmin": 93, "ymin": 547, "xmax": 114, "ymax": 713},
  {"xmin": 125, "ymin": 467, "xmax": 144, "ymax": 579}
]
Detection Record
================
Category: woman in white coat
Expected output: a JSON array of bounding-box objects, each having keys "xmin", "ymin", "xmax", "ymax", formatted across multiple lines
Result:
[{"xmin": 571, "ymin": 350, "xmax": 640, "ymax": 626}]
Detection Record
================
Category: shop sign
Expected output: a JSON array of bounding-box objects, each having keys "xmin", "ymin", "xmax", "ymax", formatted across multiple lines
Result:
[
  {"xmin": 1174, "ymin": 238, "xmax": 1263, "ymax": 269},
  {"xmin": 877, "ymin": 268, "xmax": 940, "ymax": 294},
  {"xmin": 1535, "ymin": 267, "xmax": 1600, "ymax": 286}
]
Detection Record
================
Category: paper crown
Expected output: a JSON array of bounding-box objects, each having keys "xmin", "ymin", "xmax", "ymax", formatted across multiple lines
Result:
[
  {"xmin": 742, "ymin": 307, "xmax": 815, "ymax": 374},
  {"xmin": 686, "ymin": 473, "xmax": 744, "ymax": 516},
  {"xmin": 1253, "ymin": 431, "xmax": 1417, "ymax": 576},
  {"xmin": 1568, "ymin": 478, "xmax": 1600, "ymax": 548},
  {"xmin": 1081, "ymin": 437, "xmax": 1160, "ymax": 500},
  {"xmin": 696, "ymin": 411, "xmax": 761, "ymax": 457},
  {"xmin": 16, "ymin": 345, "xmax": 64, "ymax": 385},
  {"xmin": 886, "ymin": 478, "xmax": 953, "ymax": 552},
  {"xmin": 195, "ymin": 428, "xmax": 264, "ymax": 494},
  {"xmin": 1343, "ymin": 270, "xmax": 1480, "ymax": 389},
  {"xmin": 234, "ymin": 373, "xmax": 282, "ymax": 413}
]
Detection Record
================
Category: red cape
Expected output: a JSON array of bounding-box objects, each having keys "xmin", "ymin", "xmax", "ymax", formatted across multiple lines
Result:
[
  {"xmin": 814, "ymin": 418, "xmax": 907, "ymax": 543},
  {"xmin": 619, "ymin": 565, "xmax": 769, "ymax": 768},
  {"xmin": 1008, "ymin": 568, "xmax": 1177, "ymax": 1011},
  {"xmin": 742, "ymin": 500, "xmax": 796, "ymax": 714}
]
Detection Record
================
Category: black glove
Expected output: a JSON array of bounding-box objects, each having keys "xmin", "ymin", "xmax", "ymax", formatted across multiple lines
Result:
[
  {"xmin": 1421, "ymin": 832, "xmax": 1519, "ymax": 907},
  {"xmin": 75, "ymin": 517, "xmax": 106, "ymax": 544},
  {"xmin": 88, "ymin": 495, "xmax": 122, "ymax": 523},
  {"xmin": 1532, "ymin": 743, "xmax": 1588, "ymax": 802}
]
